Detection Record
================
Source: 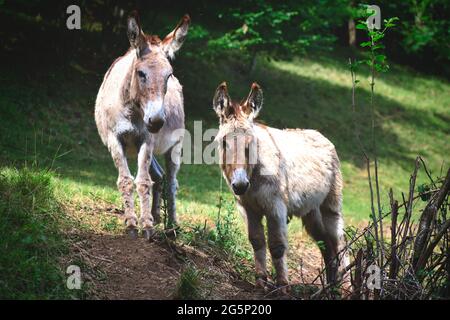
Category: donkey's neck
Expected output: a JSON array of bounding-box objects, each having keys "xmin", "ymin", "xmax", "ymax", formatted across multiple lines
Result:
[
  {"xmin": 119, "ymin": 50, "xmax": 138, "ymax": 106},
  {"xmin": 101, "ymin": 49, "xmax": 138, "ymax": 110}
]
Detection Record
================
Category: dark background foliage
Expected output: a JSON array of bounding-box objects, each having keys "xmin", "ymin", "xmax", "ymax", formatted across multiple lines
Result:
[{"xmin": 1, "ymin": 0, "xmax": 448, "ymax": 77}]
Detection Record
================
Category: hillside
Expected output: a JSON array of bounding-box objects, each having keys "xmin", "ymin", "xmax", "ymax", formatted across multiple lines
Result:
[{"xmin": 0, "ymin": 9, "xmax": 449, "ymax": 299}]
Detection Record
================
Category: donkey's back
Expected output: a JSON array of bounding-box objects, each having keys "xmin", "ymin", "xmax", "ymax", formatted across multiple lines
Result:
[{"xmin": 253, "ymin": 125, "xmax": 342, "ymax": 217}]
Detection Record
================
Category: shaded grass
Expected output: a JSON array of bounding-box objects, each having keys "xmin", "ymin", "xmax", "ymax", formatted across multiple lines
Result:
[
  {"xmin": 0, "ymin": 167, "xmax": 74, "ymax": 299},
  {"xmin": 179, "ymin": 198, "xmax": 254, "ymax": 282}
]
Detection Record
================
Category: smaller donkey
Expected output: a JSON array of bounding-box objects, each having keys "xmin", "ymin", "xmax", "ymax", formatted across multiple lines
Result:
[
  {"xmin": 213, "ymin": 82, "xmax": 347, "ymax": 292},
  {"xmin": 95, "ymin": 12, "xmax": 190, "ymax": 239}
]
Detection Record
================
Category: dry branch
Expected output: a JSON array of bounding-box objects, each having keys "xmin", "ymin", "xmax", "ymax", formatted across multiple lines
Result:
[
  {"xmin": 413, "ymin": 168, "xmax": 450, "ymax": 273},
  {"xmin": 312, "ymin": 159, "xmax": 449, "ymax": 300}
]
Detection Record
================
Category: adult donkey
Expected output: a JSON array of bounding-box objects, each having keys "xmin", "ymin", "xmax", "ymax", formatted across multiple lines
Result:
[
  {"xmin": 95, "ymin": 12, "xmax": 189, "ymax": 239},
  {"xmin": 212, "ymin": 82, "xmax": 347, "ymax": 293}
]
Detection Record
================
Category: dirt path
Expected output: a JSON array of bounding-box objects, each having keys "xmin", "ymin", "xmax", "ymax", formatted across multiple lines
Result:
[
  {"xmin": 70, "ymin": 232, "xmax": 325, "ymax": 300},
  {"xmin": 70, "ymin": 232, "xmax": 258, "ymax": 300},
  {"xmin": 65, "ymin": 201, "xmax": 324, "ymax": 300}
]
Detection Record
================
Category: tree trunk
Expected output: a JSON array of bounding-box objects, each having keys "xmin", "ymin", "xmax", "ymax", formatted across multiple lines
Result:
[{"xmin": 348, "ymin": 18, "xmax": 356, "ymax": 47}]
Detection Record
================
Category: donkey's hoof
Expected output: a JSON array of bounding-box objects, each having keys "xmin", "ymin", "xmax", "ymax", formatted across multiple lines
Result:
[
  {"xmin": 142, "ymin": 228, "xmax": 157, "ymax": 241},
  {"xmin": 127, "ymin": 228, "xmax": 139, "ymax": 239},
  {"xmin": 255, "ymin": 277, "xmax": 270, "ymax": 293},
  {"xmin": 276, "ymin": 284, "xmax": 290, "ymax": 296}
]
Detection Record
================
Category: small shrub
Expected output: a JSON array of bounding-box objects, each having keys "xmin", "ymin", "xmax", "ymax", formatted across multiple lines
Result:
[
  {"xmin": 178, "ymin": 198, "xmax": 253, "ymax": 282},
  {"xmin": 173, "ymin": 265, "xmax": 203, "ymax": 300}
]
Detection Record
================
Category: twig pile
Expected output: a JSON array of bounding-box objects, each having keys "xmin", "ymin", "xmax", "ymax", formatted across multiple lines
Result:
[{"xmin": 320, "ymin": 157, "xmax": 449, "ymax": 300}]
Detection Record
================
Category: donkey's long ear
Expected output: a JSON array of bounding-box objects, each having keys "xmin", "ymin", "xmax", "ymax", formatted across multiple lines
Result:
[
  {"xmin": 162, "ymin": 14, "xmax": 190, "ymax": 59},
  {"xmin": 243, "ymin": 83, "xmax": 263, "ymax": 120},
  {"xmin": 127, "ymin": 11, "xmax": 146, "ymax": 54},
  {"xmin": 213, "ymin": 82, "xmax": 232, "ymax": 121}
]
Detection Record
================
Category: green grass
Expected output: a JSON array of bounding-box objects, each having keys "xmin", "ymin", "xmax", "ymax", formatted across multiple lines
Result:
[
  {"xmin": 0, "ymin": 167, "xmax": 75, "ymax": 299},
  {"xmin": 254, "ymin": 54, "xmax": 449, "ymax": 223},
  {"xmin": 173, "ymin": 265, "xmax": 204, "ymax": 300},
  {"xmin": 0, "ymin": 33, "xmax": 449, "ymax": 297},
  {"xmin": 1, "ymin": 45, "xmax": 448, "ymax": 227}
]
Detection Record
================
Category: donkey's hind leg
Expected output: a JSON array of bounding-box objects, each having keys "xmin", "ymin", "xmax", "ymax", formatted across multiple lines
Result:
[
  {"xmin": 150, "ymin": 157, "xmax": 164, "ymax": 225},
  {"xmin": 165, "ymin": 141, "xmax": 182, "ymax": 226},
  {"xmin": 321, "ymin": 199, "xmax": 349, "ymax": 287},
  {"xmin": 301, "ymin": 209, "xmax": 339, "ymax": 285}
]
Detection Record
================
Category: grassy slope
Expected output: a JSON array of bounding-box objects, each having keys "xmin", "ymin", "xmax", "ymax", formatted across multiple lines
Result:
[
  {"xmin": 0, "ymin": 11, "xmax": 449, "ymax": 297},
  {"xmin": 1, "ymin": 45, "xmax": 448, "ymax": 239},
  {"xmin": 263, "ymin": 52, "xmax": 450, "ymax": 224},
  {"xmin": 1, "ymin": 47, "xmax": 449, "ymax": 208},
  {"xmin": 0, "ymin": 167, "xmax": 78, "ymax": 299}
]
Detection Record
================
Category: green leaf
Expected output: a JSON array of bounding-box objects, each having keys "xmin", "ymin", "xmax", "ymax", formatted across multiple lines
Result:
[
  {"xmin": 372, "ymin": 33, "xmax": 384, "ymax": 42},
  {"xmin": 384, "ymin": 17, "xmax": 400, "ymax": 28},
  {"xmin": 375, "ymin": 63, "xmax": 384, "ymax": 72},
  {"xmin": 360, "ymin": 41, "xmax": 371, "ymax": 47},
  {"xmin": 356, "ymin": 23, "xmax": 367, "ymax": 30},
  {"xmin": 375, "ymin": 55, "xmax": 386, "ymax": 62},
  {"xmin": 418, "ymin": 184, "xmax": 431, "ymax": 201}
]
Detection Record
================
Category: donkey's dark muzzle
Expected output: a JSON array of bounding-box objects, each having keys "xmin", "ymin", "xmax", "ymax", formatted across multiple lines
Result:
[
  {"xmin": 232, "ymin": 182, "xmax": 250, "ymax": 195},
  {"xmin": 147, "ymin": 119, "xmax": 165, "ymax": 133}
]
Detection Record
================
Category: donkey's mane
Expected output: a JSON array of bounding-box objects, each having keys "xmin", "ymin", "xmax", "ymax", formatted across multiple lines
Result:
[
  {"xmin": 145, "ymin": 34, "xmax": 162, "ymax": 45},
  {"xmin": 226, "ymin": 101, "xmax": 268, "ymax": 130}
]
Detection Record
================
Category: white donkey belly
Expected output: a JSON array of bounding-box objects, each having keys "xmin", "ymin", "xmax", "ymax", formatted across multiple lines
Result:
[
  {"xmin": 286, "ymin": 189, "xmax": 328, "ymax": 217},
  {"xmin": 282, "ymin": 166, "xmax": 332, "ymax": 216}
]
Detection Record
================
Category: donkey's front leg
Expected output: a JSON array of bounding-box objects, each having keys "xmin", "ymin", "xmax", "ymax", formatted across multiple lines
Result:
[
  {"xmin": 165, "ymin": 142, "xmax": 182, "ymax": 227},
  {"xmin": 109, "ymin": 137, "xmax": 138, "ymax": 237},
  {"xmin": 267, "ymin": 201, "xmax": 289, "ymax": 293},
  {"xmin": 136, "ymin": 141, "xmax": 155, "ymax": 240},
  {"xmin": 247, "ymin": 212, "xmax": 268, "ymax": 291}
]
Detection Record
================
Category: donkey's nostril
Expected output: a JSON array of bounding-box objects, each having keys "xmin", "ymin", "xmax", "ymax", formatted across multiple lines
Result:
[
  {"xmin": 147, "ymin": 118, "xmax": 165, "ymax": 133},
  {"xmin": 232, "ymin": 182, "xmax": 250, "ymax": 195}
]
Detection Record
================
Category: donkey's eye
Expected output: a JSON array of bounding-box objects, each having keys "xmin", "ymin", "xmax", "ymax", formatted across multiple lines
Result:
[{"xmin": 137, "ymin": 70, "xmax": 146, "ymax": 80}]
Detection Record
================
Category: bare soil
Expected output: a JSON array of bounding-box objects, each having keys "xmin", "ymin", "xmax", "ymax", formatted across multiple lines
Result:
[
  {"xmin": 65, "ymin": 201, "xmax": 324, "ymax": 300},
  {"xmin": 69, "ymin": 231, "xmax": 260, "ymax": 299}
]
